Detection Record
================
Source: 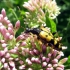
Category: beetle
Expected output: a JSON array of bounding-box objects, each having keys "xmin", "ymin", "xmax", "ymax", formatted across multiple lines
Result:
[{"xmin": 25, "ymin": 27, "xmax": 62, "ymax": 50}]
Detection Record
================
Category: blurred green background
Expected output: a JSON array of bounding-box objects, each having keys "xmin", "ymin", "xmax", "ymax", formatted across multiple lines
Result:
[
  {"xmin": 0, "ymin": 0, "xmax": 70, "ymax": 69},
  {"xmin": 57, "ymin": 0, "xmax": 70, "ymax": 57}
]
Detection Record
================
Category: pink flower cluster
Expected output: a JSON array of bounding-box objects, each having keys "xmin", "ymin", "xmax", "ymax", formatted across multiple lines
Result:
[
  {"xmin": 0, "ymin": 9, "xmax": 67, "ymax": 70},
  {"xmin": 23, "ymin": 0, "xmax": 60, "ymax": 28}
]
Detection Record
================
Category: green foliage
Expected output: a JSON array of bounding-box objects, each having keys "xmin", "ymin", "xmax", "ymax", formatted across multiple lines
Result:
[
  {"xmin": 35, "ymin": 41, "xmax": 42, "ymax": 51},
  {"xmin": 0, "ymin": 62, "xmax": 3, "ymax": 69},
  {"xmin": 64, "ymin": 56, "xmax": 70, "ymax": 69},
  {"xmin": 11, "ymin": 54, "xmax": 18, "ymax": 58},
  {"xmin": 56, "ymin": 0, "xmax": 70, "ymax": 56},
  {"xmin": 46, "ymin": 16, "xmax": 56, "ymax": 33}
]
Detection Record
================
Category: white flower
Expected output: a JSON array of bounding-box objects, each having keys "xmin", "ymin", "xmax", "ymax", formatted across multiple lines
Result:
[{"xmin": 23, "ymin": 0, "xmax": 60, "ymax": 28}]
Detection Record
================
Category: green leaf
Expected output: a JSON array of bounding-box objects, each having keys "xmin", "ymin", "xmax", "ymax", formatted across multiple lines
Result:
[
  {"xmin": 35, "ymin": 41, "xmax": 41, "ymax": 51},
  {"xmin": 67, "ymin": 22, "xmax": 70, "ymax": 36},
  {"xmin": 46, "ymin": 17, "xmax": 57, "ymax": 33},
  {"xmin": 11, "ymin": 54, "xmax": 18, "ymax": 58},
  {"xmin": 64, "ymin": 56, "xmax": 70, "ymax": 69},
  {"xmin": 0, "ymin": 62, "xmax": 3, "ymax": 69},
  {"xmin": 66, "ymin": 56, "xmax": 70, "ymax": 64}
]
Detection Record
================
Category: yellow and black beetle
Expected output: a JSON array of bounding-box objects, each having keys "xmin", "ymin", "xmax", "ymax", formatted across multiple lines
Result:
[{"xmin": 25, "ymin": 27, "xmax": 62, "ymax": 50}]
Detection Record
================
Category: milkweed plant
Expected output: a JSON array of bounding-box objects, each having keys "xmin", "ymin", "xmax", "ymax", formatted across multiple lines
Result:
[{"xmin": 0, "ymin": 0, "xmax": 68, "ymax": 70}]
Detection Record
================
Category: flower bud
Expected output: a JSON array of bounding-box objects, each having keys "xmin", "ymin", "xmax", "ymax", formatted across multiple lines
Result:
[
  {"xmin": 52, "ymin": 50, "xmax": 58, "ymax": 57},
  {"xmin": 20, "ymin": 42, "xmax": 27, "ymax": 46},
  {"xmin": 56, "ymin": 55, "xmax": 62, "ymax": 60},
  {"xmin": 35, "ymin": 58, "xmax": 40, "ymax": 63},
  {"xmin": 42, "ymin": 56, "xmax": 46, "ymax": 61},
  {"xmin": 46, "ymin": 58, "xmax": 50, "ymax": 63},
  {"xmin": 47, "ymin": 64, "xmax": 52, "ymax": 68},
  {"xmin": 0, "ymin": 40, "xmax": 5, "ymax": 43},
  {"xmin": 8, "ymin": 23, "xmax": 13, "ymax": 29},
  {"xmin": 4, "ymin": 63, "xmax": 8, "ymax": 69},
  {"xmin": 8, "ymin": 27, "xmax": 14, "ymax": 35},
  {"xmin": 58, "ymin": 58, "xmax": 68, "ymax": 65},
  {"xmin": 56, "ymin": 67, "xmax": 63, "ymax": 70},
  {"xmin": 12, "ymin": 67, "xmax": 17, "ymax": 70},
  {"xmin": 15, "ymin": 20, "xmax": 20, "ymax": 30},
  {"xmin": 4, "ymin": 47, "xmax": 8, "ymax": 53},
  {"xmin": 19, "ymin": 60, "xmax": 24, "ymax": 65},
  {"xmin": 16, "ymin": 35, "xmax": 25, "ymax": 42},
  {"xmin": 33, "ymin": 49, "xmax": 39, "ymax": 55},
  {"xmin": 1, "ymin": 8, "xmax": 6, "ymax": 17},
  {"xmin": 0, "ymin": 22, "xmax": 2, "ymax": 26},
  {"xmin": 0, "ymin": 14, "xmax": 3, "ymax": 22},
  {"xmin": 1, "ymin": 58, "xmax": 5, "ymax": 63},
  {"xmin": 31, "ymin": 57, "xmax": 35, "ymax": 62},
  {"xmin": 48, "ymin": 53, "xmax": 52, "ymax": 58},
  {"xmin": 9, "ymin": 61, "xmax": 15, "ymax": 67},
  {"xmin": 5, "ymin": 53, "xmax": 10, "ymax": 58},
  {"xmin": 9, "ymin": 35, "xmax": 14, "ymax": 40},
  {"xmin": 19, "ymin": 65, "xmax": 26, "ymax": 70},
  {"xmin": 10, "ymin": 49, "xmax": 17, "ymax": 54},
  {"xmin": 23, "ymin": 2, "xmax": 35, "ymax": 11},
  {"xmin": 0, "ymin": 26, "xmax": 7, "ymax": 37},
  {"xmin": 2, "ymin": 43, "xmax": 7, "ymax": 48},
  {"xmin": 28, "ymin": 68, "xmax": 33, "ymax": 70},
  {"xmin": 28, "ymin": 60, "xmax": 32, "ymax": 65},
  {"xmin": 29, "ymin": 51, "xmax": 34, "ymax": 55},
  {"xmin": 0, "ymin": 51, "xmax": 5, "ymax": 57},
  {"xmin": 8, "ymin": 57, "xmax": 14, "ymax": 61},
  {"xmin": 5, "ymin": 32, "xmax": 10, "ymax": 40},
  {"xmin": 26, "ymin": 58, "xmax": 32, "ymax": 65},
  {"xmin": 46, "ymin": 67, "xmax": 53, "ymax": 70},
  {"xmin": 42, "ymin": 62, "xmax": 47, "ymax": 67},
  {"xmin": 3, "ymin": 17, "xmax": 10, "ymax": 25},
  {"xmin": 58, "ymin": 65, "xmax": 64, "ymax": 69},
  {"xmin": 53, "ymin": 64, "xmax": 58, "ymax": 67},
  {"xmin": 52, "ymin": 59, "xmax": 58, "ymax": 64},
  {"xmin": 42, "ymin": 45, "xmax": 46, "ymax": 53}
]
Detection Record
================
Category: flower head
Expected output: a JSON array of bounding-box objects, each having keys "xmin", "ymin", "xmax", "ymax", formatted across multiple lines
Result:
[
  {"xmin": 0, "ymin": 7, "xmax": 67, "ymax": 70},
  {"xmin": 23, "ymin": 0, "xmax": 60, "ymax": 28}
]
